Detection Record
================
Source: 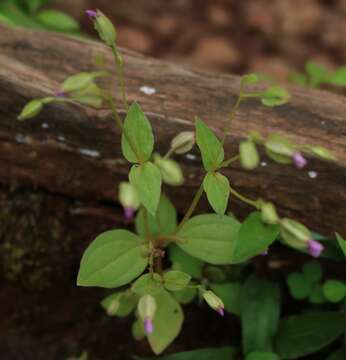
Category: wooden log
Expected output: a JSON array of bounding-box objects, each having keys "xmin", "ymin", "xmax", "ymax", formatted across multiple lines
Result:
[{"xmin": 0, "ymin": 24, "xmax": 346, "ymax": 236}]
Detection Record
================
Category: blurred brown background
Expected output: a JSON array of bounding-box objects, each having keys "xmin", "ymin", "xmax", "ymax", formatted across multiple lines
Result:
[{"xmin": 58, "ymin": 0, "xmax": 346, "ymax": 80}]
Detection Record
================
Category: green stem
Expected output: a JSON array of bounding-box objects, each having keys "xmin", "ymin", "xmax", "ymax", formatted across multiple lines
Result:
[
  {"xmin": 221, "ymin": 155, "xmax": 240, "ymax": 168},
  {"xmin": 111, "ymin": 46, "xmax": 129, "ymax": 111},
  {"xmin": 163, "ymin": 147, "xmax": 175, "ymax": 160},
  {"xmin": 175, "ymin": 184, "xmax": 204, "ymax": 233},
  {"xmin": 229, "ymin": 186, "xmax": 259, "ymax": 208}
]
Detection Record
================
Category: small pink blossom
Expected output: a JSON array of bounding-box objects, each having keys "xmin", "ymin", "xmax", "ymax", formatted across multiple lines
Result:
[
  {"xmin": 144, "ymin": 318, "xmax": 154, "ymax": 334},
  {"xmin": 293, "ymin": 152, "xmax": 307, "ymax": 169},
  {"xmin": 307, "ymin": 239, "xmax": 324, "ymax": 257}
]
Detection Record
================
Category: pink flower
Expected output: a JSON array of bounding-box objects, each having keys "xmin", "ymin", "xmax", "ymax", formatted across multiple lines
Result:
[
  {"xmin": 217, "ymin": 307, "xmax": 224, "ymax": 317},
  {"xmin": 144, "ymin": 318, "xmax": 154, "ymax": 334},
  {"xmin": 86, "ymin": 10, "xmax": 98, "ymax": 19},
  {"xmin": 307, "ymin": 239, "xmax": 324, "ymax": 257},
  {"xmin": 124, "ymin": 207, "xmax": 135, "ymax": 221},
  {"xmin": 293, "ymin": 152, "xmax": 307, "ymax": 169}
]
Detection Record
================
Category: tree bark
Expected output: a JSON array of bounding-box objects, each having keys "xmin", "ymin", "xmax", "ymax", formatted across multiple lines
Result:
[{"xmin": 0, "ymin": 24, "xmax": 346, "ymax": 236}]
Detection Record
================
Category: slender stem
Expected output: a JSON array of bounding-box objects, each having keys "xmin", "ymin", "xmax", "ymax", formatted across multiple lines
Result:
[
  {"xmin": 221, "ymin": 155, "xmax": 240, "ymax": 168},
  {"xmin": 111, "ymin": 46, "xmax": 129, "ymax": 111},
  {"xmin": 229, "ymin": 186, "xmax": 259, "ymax": 208},
  {"xmin": 163, "ymin": 147, "xmax": 175, "ymax": 160},
  {"xmin": 175, "ymin": 184, "xmax": 204, "ymax": 233}
]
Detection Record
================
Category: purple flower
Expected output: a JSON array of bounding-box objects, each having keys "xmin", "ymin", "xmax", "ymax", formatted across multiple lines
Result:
[
  {"xmin": 86, "ymin": 10, "xmax": 98, "ymax": 19},
  {"xmin": 217, "ymin": 307, "xmax": 224, "ymax": 317},
  {"xmin": 54, "ymin": 90, "xmax": 68, "ymax": 98},
  {"xmin": 124, "ymin": 207, "xmax": 135, "ymax": 221},
  {"xmin": 144, "ymin": 318, "xmax": 154, "ymax": 334},
  {"xmin": 307, "ymin": 239, "xmax": 324, "ymax": 258},
  {"xmin": 293, "ymin": 152, "xmax": 307, "ymax": 169}
]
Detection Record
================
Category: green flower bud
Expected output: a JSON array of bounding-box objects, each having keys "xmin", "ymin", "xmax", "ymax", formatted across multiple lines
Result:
[
  {"xmin": 310, "ymin": 146, "xmax": 336, "ymax": 161},
  {"xmin": 61, "ymin": 71, "xmax": 107, "ymax": 93},
  {"xmin": 261, "ymin": 202, "xmax": 279, "ymax": 224},
  {"xmin": 261, "ymin": 85, "xmax": 290, "ymax": 107},
  {"xmin": 170, "ymin": 131, "xmax": 195, "ymax": 154},
  {"xmin": 106, "ymin": 298, "xmax": 120, "ymax": 316},
  {"xmin": 239, "ymin": 140, "xmax": 260, "ymax": 170},
  {"xmin": 242, "ymin": 73, "xmax": 259, "ymax": 86},
  {"xmin": 94, "ymin": 11, "xmax": 117, "ymax": 47},
  {"xmin": 280, "ymin": 218, "xmax": 311, "ymax": 248},
  {"xmin": 132, "ymin": 319, "xmax": 145, "ymax": 341},
  {"xmin": 202, "ymin": 290, "xmax": 225, "ymax": 316},
  {"xmin": 138, "ymin": 294, "xmax": 157, "ymax": 320},
  {"xmin": 265, "ymin": 134, "xmax": 294, "ymax": 164},
  {"xmin": 18, "ymin": 99, "xmax": 43, "ymax": 121},
  {"xmin": 154, "ymin": 154, "xmax": 184, "ymax": 186}
]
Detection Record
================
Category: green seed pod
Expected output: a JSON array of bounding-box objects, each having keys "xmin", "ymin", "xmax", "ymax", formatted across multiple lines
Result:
[
  {"xmin": 18, "ymin": 99, "xmax": 43, "ymax": 121},
  {"xmin": 94, "ymin": 11, "xmax": 117, "ymax": 47},
  {"xmin": 280, "ymin": 218, "xmax": 311, "ymax": 248},
  {"xmin": 137, "ymin": 294, "xmax": 157, "ymax": 322},
  {"xmin": 261, "ymin": 202, "xmax": 279, "ymax": 225},
  {"xmin": 170, "ymin": 131, "xmax": 195, "ymax": 154},
  {"xmin": 202, "ymin": 290, "xmax": 224, "ymax": 315},
  {"xmin": 265, "ymin": 134, "xmax": 294, "ymax": 164},
  {"xmin": 118, "ymin": 182, "xmax": 140, "ymax": 210},
  {"xmin": 154, "ymin": 154, "xmax": 184, "ymax": 186},
  {"xmin": 239, "ymin": 140, "xmax": 260, "ymax": 170},
  {"xmin": 310, "ymin": 146, "xmax": 336, "ymax": 162}
]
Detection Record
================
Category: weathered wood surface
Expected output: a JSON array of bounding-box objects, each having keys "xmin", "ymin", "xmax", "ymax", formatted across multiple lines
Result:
[{"xmin": 0, "ymin": 24, "xmax": 346, "ymax": 236}]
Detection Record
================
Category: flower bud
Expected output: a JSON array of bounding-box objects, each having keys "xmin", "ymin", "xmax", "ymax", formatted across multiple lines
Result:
[
  {"xmin": 265, "ymin": 134, "xmax": 294, "ymax": 164},
  {"xmin": 18, "ymin": 99, "xmax": 43, "ymax": 121},
  {"xmin": 307, "ymin": 239, "xmax": 324, "ymax": 258},
  {"xmin": 310, "ymin": 146, "xmax": 336, "ymax": 162},
  {"xmin": 154, "ymin": 154, "xmax": 184, "ymax": 186},
  {"xmin": 61, "ymin": 72, "xmax": 107, "ymax": 94},
  {"xmin": 89, "ymin": 10, "xmax": 117, "ymax": 47},
  {"xmin": 202, "ymin": 290, "xmax": 225, "ymax": 316},
  {"xmin": 280, "ymin": 218, "xmax": 311, "ymax": 249},
  {"xmin": 170, "ymin": 131, "xmax": 195, "ymax": 154},
  {"xmin": 118, "ymin": 182, "xmax": 140, "ymax": 221},
  {"xmin": 292, "ymin": 151, "xmax": 307, "ymax": 169},
  {"xmin": 239, "ymin": 140, "xmax": 260, "ymax": 170},
  {"xmin": 261, "ymin": 202, "xmax": 279, "ymax": 225},
  {"xmin": 138, "ymin": 294, "xmax": 157, "ymax": 334}
]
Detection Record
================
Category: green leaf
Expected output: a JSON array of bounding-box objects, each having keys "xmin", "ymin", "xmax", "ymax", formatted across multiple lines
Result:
[
  {"xmin": 203, "ymin": 172, "xmax": 230, "ymax": 215},
  {"xmin": 261, "ymin": 86, "xmax": 290, "ymax": 107},
  {"xmin": 168, "ymin": 245, "xmax": 204, "ymax": 278},
  {"xmin": 241, "ymin": 276, "xmax": 281, "ymax": 354},
  {"xmin": 153, "ymin": 154, "xmax": 184, "ymax": 186},
  {"xmin": 163, "ymin": 270, "xmax": 191, "ymax": 292},
  {"xmin": 242, "ymin": 73, "xmax": 259, "ymax": 85},
  {"xmin": 265, "ymin": 134, "xmax": 294, "ymax": 164},
  {"xmin": 336, "ymin": 233, "xmax": 346, "ymax": 258},
  {"xmin": 122, "ymin": 102, "xmax": 154, "ymax": 163},
  {"xmin": 144, "ymin": 347, "xmax": 236, "ymax": 360},
  {"xmin": 286, "ymin": 272, "xmax": 312, "ymax": 300},
  {"xmin": 129, "ymin": 162, "xmax": 162, "ymax": 216},
  {"xmin": 246, "ymin": 352, "xmax": 279, "ymax": 360},
  {"xmin": 176, "ymin": 214, "xmax": 240, "ymax": 265},
  {"xmin": 18, "ymin": 99, "xmax": 43, "ymax": 121},
  {"xmin": 132, "ymin": 273, "xmax": 163, "ymax": 296},
  {"xmin": 35, "ymin": 10, "xmax": 79, "ymax": 32},
  {"xmin": 173, "ymin": 287, "xmax": 197, "ymax": 305},
  {"xmin": 275, "ymin": 312, "xmax": 346, "ymax": 359},
  {"xmin": 233, "ymin": 212, "xmax": 279, "ymax": 263},
  {"xmin": 77, "ymin": 230, "xmax": 148, "ymax": 288},
  {"xmin": 305, "ymin": 61, "xmax": 329, "ymax": 87},
  {"xmin": 210, "ymin": 282, "xmax": 241, "ymax": 315},
  {"xmin": 135, "ymin": 195, "xmax": 177, "ymax": 237},
  {"xmin": 61, "ymin": 72, "xmax": 107, "ymax": 93},
  {"xmin": 302, "ymin": 260, "xmax": 323, "ymax": 283},
  {"xmin": 327, "ymin": 66, "xmax": 346, "ymax": 87},
  {"xmin": 101, "ymin": 290, "xmax": 137, "ymax": 317},
  {"xmin": 323, "ymin": 280, "xmax": 346, "ymax": 303},
  {"xmin": 72, "ymin": 83, "xmax": 104, "ymax": 108},
  {"xmin": 195, "ymin": 117, "xmax": 224, "ymax": 171},
  {"xmin": 148, "ymin": 290, "xmax": 184, "ymax": 354},
  {"xmin": 309, "ymin": 284, "xmax": 326, "ymax": 304}
]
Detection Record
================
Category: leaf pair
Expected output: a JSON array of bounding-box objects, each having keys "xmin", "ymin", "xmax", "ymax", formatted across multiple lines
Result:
[{"xmin": 122, "ymin": 102, "xmax": 162, "ymax": 215}]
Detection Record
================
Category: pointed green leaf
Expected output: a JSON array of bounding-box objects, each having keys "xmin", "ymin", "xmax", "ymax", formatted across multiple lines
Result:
[
  {"xmin": 173, "ymin": 287, "xmax": 197, "ymax": 305},
  {"xmin": 203, "ymin": 172, "xmax": 230, "ymax": 215},
  {"xmin": 148, "ymin": 290, "xmax": 184, "ymax": 354},
  {"xmin": 129, "ymin": 162, "xmax": 162, "ymax": 216},
  {"xmin": 241, "ymin": 276, "xmax": 281, "ymax": 354},
  {"xmin": 122, "ymin": 102, "xmax": 154, "ymax": 163},
  {"xmin": 132, "ymin": 273, "xmax": 163, "ymax": 296},
  {"xmin": 233, "ymin": 212, "xmax": 279, "ymax": 263},
  {"xmin": 135, "ymin": 195, "xmax": 177, "ymax": 237},
  {"xmin": 176, "ymin": 214, "xmax": 240, "ymax": 264},
  {"xmin": 210, "ymin": 282, "xmax": 241, "ymax": 315},
  {"xmin": 36, "ymin": 10, "xmax": 80, "ymax": 32},
  {"xmin": 323, "ymin": 280, "xmax": 346, "ymax": 303},
  {"xmin": 77, "ymin": 230, "xmax": 148, "ymax": 288},
  {"xmin": 195, "ymin": 118, "xmax": 224, "ymax": 171},
  {"xmin": 336, "ymin": 233, "xmax": 346, "ymax": 258},
  {"xmin": 275, "ymin": 312, "xmax": 346, "ymax": 359},
  {"xmin": 328, "ymin": 66, "xmax": 346, "ymax": 87},
  {"xmin": 168, "ymin": 245, "xmax": 204, "ymax": 278},
  {"xmin": 163, "ymin": 270, "xmax": 191, "ymax": 292}
]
